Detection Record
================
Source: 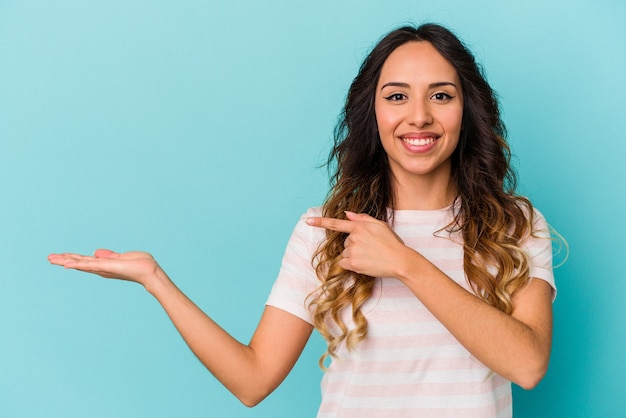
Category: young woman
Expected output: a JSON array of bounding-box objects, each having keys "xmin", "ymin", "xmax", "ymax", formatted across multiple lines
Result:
[{"xmin": 49, "ymin": 23, "xmax": 556, "ymax": 417}]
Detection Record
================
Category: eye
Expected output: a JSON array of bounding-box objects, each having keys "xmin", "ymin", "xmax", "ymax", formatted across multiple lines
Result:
[
  {"xmin": 384, "ymin": 93, "xmax": 407, "ymax": 101},
  {"xmin": 431, "ymin": 92, "xmax": 454, "ymax": 101}
]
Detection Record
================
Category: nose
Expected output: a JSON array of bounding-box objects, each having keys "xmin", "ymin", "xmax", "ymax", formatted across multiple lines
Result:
[{"xmin": 408, "ymin": 99, "xmax": 433, "ymax": 127}]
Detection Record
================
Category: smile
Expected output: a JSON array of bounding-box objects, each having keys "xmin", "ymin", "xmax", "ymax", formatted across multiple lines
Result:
[{"xmin": 401, "ymin": 137, "xmax": 437, "ymax": 146}]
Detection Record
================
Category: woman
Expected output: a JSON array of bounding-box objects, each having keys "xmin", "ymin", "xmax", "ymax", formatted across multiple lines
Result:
[{"xmin": 49, "ymin": 23, "xmax": 556, "ymax": 417}]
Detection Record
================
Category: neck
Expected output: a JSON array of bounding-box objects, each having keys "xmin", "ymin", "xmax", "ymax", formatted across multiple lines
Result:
[{"xmin": 391, "ymin": 171, "xmax": 457, "ymax": 210}]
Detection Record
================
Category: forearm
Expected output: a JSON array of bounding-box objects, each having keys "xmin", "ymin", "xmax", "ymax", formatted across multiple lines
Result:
[
  {"xmin": 144, "ymin": 271, "xmax": 270, "ymax": 405},
  {"xmin": 48, "ymin": 250, "xmax": 311, "ymax": 406},
  {"xmin": 396, "ymin": 248, "xmax": 552, "ymax": 389}
]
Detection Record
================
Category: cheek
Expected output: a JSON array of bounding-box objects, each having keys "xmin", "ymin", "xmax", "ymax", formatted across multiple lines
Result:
[
  {"xmin": 442, "ymin": 108, "xmax": 464, "ymax": 136},
  {"xmin": 375, "ymin": 106, "xmax": 399, "ymax": 136}
]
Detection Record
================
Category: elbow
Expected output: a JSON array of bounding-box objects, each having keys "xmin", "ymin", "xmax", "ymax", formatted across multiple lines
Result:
[
  {"xmin": 234, "ymin": 385, "xmax": 273, "ymax": 408},
  {"xmin": 512, "ymin": 359, "xmax": 549, "ymax": 390},
  {"xmin": 223, "ymin": 367, "xmax": 282, "ymax": 407},
  {"xmin": 515, "ymin": 373, "xmax": 544, "ymax": 390},
  {"xmin": 238, "ymin": 395, "xmax": 263, "ymax": 408}
]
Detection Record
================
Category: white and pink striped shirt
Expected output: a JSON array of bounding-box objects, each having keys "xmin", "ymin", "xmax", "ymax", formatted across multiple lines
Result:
[{"xmin": 266, "ymin": 205, "xmax": 555, "ymax": 418}]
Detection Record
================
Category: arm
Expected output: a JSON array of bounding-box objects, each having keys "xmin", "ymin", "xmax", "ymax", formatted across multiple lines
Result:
[
  {"xmin": 394, "ymin": 250, "xmax": 552, "ymax": 389},
  {"xmin": 48, "ymin": 250, "xmax": 313, "ymax": 406},
  {"xmin": 306, "ymin": 212, "xmax": 552, "ymax": 389}
]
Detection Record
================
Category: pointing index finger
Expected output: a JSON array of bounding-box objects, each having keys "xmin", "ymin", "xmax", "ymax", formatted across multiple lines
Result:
[{"xmin": 306, "ymin": 216, "xmax": 354, "ymax": 233}]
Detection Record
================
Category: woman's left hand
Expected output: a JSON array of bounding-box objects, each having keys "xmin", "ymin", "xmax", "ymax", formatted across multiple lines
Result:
[{"xmin": 306, "ymin": 211, "xmax": 415, "ymax": 278}]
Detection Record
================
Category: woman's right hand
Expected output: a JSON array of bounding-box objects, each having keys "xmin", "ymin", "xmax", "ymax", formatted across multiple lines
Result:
[
  {"xmin": 48, "ymin": 248, "xmax": 313, "ymax": 406},
  {"xmin": 48, "ymin": 249, "xmax": 163, "ymax": 288}
]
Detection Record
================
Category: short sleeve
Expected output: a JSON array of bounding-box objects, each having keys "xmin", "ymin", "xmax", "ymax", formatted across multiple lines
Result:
[
  {"xmin": 265, "ymin": 208, "xmax": 325, "ymax": 325},
  {"xmin": 524, "ymin": 209, "xmax": 557, "ymax": 299}
]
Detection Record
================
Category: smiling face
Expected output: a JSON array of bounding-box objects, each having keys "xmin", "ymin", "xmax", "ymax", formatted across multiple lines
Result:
[{"xmin": 375, "ymin": 41, "xmax": 464, "ymax": 201}]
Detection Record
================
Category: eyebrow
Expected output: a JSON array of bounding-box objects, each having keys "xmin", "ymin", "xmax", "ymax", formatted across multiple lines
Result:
[{"xmin": 380, "ymin": 81, "xmax": 458, "ymax": 90}]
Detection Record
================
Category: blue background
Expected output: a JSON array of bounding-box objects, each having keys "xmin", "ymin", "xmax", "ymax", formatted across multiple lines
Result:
[{"xmin": 1, "ymin": 0, "xmax": 624, "ymax": 416}]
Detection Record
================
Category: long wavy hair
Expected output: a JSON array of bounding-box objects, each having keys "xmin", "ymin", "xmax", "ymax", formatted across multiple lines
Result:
[{"xmin": 308, "ymin": 23, "xmax": 539, "ymax": 367}]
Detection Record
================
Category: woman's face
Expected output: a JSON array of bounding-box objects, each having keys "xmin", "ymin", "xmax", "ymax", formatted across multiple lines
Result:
[{"xmin": 375, "ymin": 41, "xmax": 464, "ymax": 189}]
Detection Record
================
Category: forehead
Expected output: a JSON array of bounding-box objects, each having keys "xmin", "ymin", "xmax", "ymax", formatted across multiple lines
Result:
[{"xmin": 378, "ymin": 41, "xmax": 460, "ymax": 85}]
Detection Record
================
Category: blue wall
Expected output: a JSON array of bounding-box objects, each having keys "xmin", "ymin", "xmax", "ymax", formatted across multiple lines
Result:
[{"xmin": 1, "ymin": 1, "xmax": 624, "ymax": 416}]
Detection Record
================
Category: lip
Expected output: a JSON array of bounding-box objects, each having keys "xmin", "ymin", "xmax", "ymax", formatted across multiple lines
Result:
[
  {"xmin": 399, "ymin": 131, "xmax": 440, "ymax": 140},
  {"xmin": 398, "ymin": 131, "xmax": 441, "ymax": 153}
]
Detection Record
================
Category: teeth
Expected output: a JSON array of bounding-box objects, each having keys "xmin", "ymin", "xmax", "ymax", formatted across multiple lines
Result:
[{"xmin": 402, "ymin": 137, "xmax": 436, "ymax": 146}]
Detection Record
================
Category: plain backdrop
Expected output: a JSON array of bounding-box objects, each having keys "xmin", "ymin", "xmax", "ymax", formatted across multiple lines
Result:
[{"xmin": 1, "ymin": 0, "xmax": 624, "ymax": 417}]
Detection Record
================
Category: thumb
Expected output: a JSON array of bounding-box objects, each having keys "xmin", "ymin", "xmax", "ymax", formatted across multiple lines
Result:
[{"xmin": 93, "ymin": 249, "xmax": 120, "ymax": 259}]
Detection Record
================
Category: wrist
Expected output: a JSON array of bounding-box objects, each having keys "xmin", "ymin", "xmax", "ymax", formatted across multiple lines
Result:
[
  {"xmin": 143, "ymin": 267, "xmax": 174, "ymax": 297},
  {"xmin": 394, "ymin": 247, "xmax": 425, "ymax": 283}
]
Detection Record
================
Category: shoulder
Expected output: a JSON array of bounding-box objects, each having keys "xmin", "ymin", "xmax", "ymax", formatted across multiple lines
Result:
[
  {"xmin": 508, "ymin": 197, "xmax": 551, "ymax": 238},
  {"xmin": 284, "ymin": 207, "xmax": 326, "ymax": 252},
  {"xmin": 521, "ymin": 200, "xmax": 551, "ymax": 240},
  {"xmin": 301, "ymin": 206, "xmax": 323, "ymax": 218}
]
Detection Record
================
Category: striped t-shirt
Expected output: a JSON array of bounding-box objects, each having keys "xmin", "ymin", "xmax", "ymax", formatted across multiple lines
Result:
[{"xmin": 266, "ymin": 205, "xmax": 555, "ymax": 418}]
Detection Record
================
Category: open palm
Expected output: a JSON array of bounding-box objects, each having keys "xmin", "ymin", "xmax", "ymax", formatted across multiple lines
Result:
[{"xmin": 48, "ymin": 249, "xmax": 161, "ymax": 286}]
